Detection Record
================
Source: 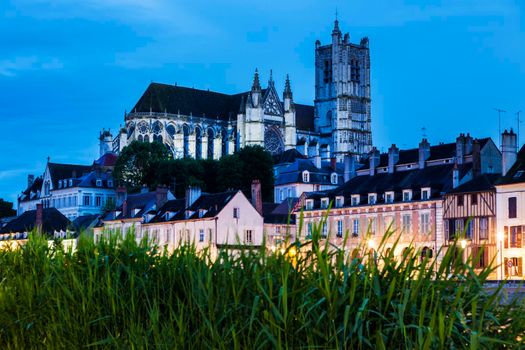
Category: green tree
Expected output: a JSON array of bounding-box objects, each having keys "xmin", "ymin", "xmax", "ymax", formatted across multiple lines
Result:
[
  {"xmin": 113, "ymin": 141, "xmax": 172, "ymax": 192},
  {"xmin": 0, "ymin": 199, "xmax": 16, "ymax": 218},
  {"xmin": 236, "ymin": 145, "xmax": 274, "ymax": 202}
]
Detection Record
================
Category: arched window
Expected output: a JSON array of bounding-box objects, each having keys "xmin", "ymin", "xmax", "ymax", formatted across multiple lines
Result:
[
  {"xmin": 138, "ymin": 135, "xmax": 144, "ymax": 142},
  {"xmin": 183, "ymin": 125, "xmax": 190, "ymax": 158},
  {"xmin": 302, "ymin": 171, "xmax": 310, "ymax": 183},
  {"xmin": 207, "ymin": 128, "xmax": 215, "ymax": 159},
  {"xmin": 166, "ymin": 124, "xmax": 176, "ymax": 138},
  {"xmin": 195, "ymin": 127, "xmax": 202, "ymax": 159},
  {"xmin": 157, "ymin": 135, "xmax": 163, "ymax": 144},
  {"xmin": 421, "ymin": 246, "xmax": 433, "ymax": 261},
  {"xmin": 144, "ymin": 134, "xmax": 150, "ymax": 143},
  {"xmin": 221, "ymin": 129, "xmax": 228, "ymax": 157}
]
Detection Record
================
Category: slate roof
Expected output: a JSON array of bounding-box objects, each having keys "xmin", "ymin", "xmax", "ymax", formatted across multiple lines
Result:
[
  {"xmin": 447, "ymin": 173, "xmax": 501, "ymax": 194},
  {"xmin": 148, "ymin": 199, "xmax": 186, "ymax": 223},
  {"xmin": 0, "ymin": 208, "xmax": 71, "ymax": 235},
  {"xmin": 48, "ymin": 163, "xmax": 92, "ymax": 189},
  {"xmin": 304, "ymin": 163, "xmax": 472, "ymax": 208},
  {"xmin": 19, "ymin": 177, "xmax": 43, "ymax": 203},
  {"xmin": 263, "ymin": 198, "xmax": 298, "ymax": 224},
  {"xmin": 148, "ymin": 191, "xmax": 238, "ymax": 223},
  {"xmin": 131, "ymin": 83, "xmax": 250, "ymax": 121},
  {"xmin": 275, "ymin": 159, "xmax": 344, "ymax": 186},
  {"xmin": 497, "ymin": 144, "xmax": 525, "ymax": 185},
  {"xmin": 273, "ymin": 148, "xmax": 307, "ymax": 164},
  {"xmin": 73, "ymin": 214, "xmax": 100, "ymax": 231}
]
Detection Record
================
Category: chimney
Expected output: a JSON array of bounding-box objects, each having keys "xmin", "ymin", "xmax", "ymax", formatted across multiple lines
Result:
[
  {"xmin": 452, "ymin": 165, "xmax": 460, "ymax": 189},
  {"xmin": 418, "ymin": 139, "xmax": 431, "ymax": 169},
  {"xmin": 116, "ymin": 186, "xmax": 127, "ymax": 207},
  {"xmin": 472, "ymin": 139, "xmax": 481, "ymax": 177},
  {"xmin": 251, "ymin": 179, "xmax": 263, "ymax": 214},
  {"xmin": 456, "ymin": 133, "xmax": 466, "ymax": 165},
  {"xmin": 156, "ymin": 185, "xmax": 168, "ymax": 210},
  {"xmin": 369, "ymin": 147, "xmax": 380, "ymax": 176},
  {"xmin": 464, "ymin": 133, "xmax": 473, "ymax": 155},
  {"xmin": 27, "ymin": 174, "xmax": 35, "ymax": 188},
  {"xmin": 35, "ymin": 203, "xmax": 43, "ymax": 231},
  {"xmin": 502, "ymin": 129, "xmax": 518, "ymax": 176},
  {"xmin": 330, "ymin": 157, "xmax": 337, "ymax": 171},
  {"xmin": 185, "ymin": 186, "xmax": 202, "ymax": 208},
  {"xmin": 388, "ymin": 144, "xmax": 399, "ymax": 173},
  {"xmin": 343, "ymin": 154, "xmax": 356, "ymax": 182}
]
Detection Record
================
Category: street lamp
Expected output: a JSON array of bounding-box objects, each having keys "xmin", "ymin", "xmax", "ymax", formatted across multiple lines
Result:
[
  {"xmin": 460, "ymin": 239, "xmax": 467, "ymax": 249},
  {"xmin": 497, "ymin": 231, "xmax": 504, "ymax": 280}
]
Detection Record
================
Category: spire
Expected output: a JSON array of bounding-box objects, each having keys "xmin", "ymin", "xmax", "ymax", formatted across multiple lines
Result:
[
  {"xmin": 283, "ymin": 74, "xmax": 293, "ymax": 99},
  {"xmin": 268, "ymin": 69, "xmax": 274, "ymax": 87},
  {"xmin": 251, "ymin": 68, "xmax": 261, "ymax": 92},
  {"xmin": 332, "ymin": 9, "xmax": 341, "ymax": 36}
]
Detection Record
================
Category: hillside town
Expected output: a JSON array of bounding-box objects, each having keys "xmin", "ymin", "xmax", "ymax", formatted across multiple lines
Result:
[{"xmin": 1, "ymin": 19, "xmax": 524, "ymax": 281}]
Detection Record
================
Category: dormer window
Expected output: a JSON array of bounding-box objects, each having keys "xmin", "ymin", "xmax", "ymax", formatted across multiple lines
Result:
[
  {"xmin": 107, "ymin": 180, "xmax": 113, "ymax": 188},
  {"xmin": 335, "ymin": 196, "xmax": 344, "ymax": 208},
  {"xmin": 331, "ymin": 173, "xmax": 338, "ymax": 185},
  {"xmin": 198, "ymin": 209, "xmax": 207, "ymax": 218},
  {"xmin": 421, "ymin": 187, "xmax": 431, "ymax": 201},
  {"xmin": 133, "ymin": 208, "xmax": 141, "ymax": 216},
  {"xmin": 58, "ymin": 180, "xmax": 62, "ymax": 189},
  {"xmin": 320, "ymin": 198, "xmax": 329, "ymax": 209},
  {"xmin": 96, "ymin": 179, "xmax": 102, "ymax": 187},
  {"xmin": 164, "ymin": 211, "xmax": 175, "ymax": 221},
  {"xmin": 305, "ymin": 199, "xmax": 314, "ymax": 210},
  {"xmin": 351, "ymin": 195, "xmax": 360, "ymax": 206},
  {"xmin": 68, "ymin": 179, "xmax": 73, "ymax": 187},
  {"xmin": 402, "ymin": 190, "xmax": 412, "ymax": 202},
  {"xmin": 302, "ymin": 170, "xmax": 310, "ymax": 183},
  {"xmin": 185, "ymin": 210, "xmax": 194, "ymax": 219},
  {"xmin": 385, "ymin": 191, "xmax": 394, "ymax": 203},
  {"xmin": 368, "ymin": 193, "xmax": 377, "ymax": 205}
]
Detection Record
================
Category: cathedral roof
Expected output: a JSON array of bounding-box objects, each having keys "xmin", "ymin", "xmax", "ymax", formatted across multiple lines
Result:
[
  {"xmin": 131, "ymin": 82, "xmax": 252, "ymax": 121},
  {"xmin": 130, "ymin": 82, "xmax": 316, "ymax": 130}
]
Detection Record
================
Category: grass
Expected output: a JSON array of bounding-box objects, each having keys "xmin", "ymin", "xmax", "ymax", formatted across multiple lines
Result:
[{"xmin": 0, "ymin": 225, "xmax": 524, "ymax": 349}]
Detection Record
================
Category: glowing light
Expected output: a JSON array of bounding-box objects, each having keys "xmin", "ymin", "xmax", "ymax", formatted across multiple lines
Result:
[
  {"xmin": 280, "ymin": 248, "xmax": 286, "ymax": 255},
  {"xmin": 460, "ymin": 239, "xmax": 467, "ymax": 249},
  {"xmin": 367, "ymin": 239, "xmax": 375, "ymax": 249},
  {"xmin": 497, "ymin": 232, "xmax": 504, "ymax": 242},
  {"xmin": 288, "ymin": 246, "xmax": 297, "ymax": 258}
]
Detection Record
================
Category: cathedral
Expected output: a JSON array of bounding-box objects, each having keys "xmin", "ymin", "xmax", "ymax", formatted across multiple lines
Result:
[{"xmin": 111, "ymin": 19, "xmax": 372, "ymax": 163}]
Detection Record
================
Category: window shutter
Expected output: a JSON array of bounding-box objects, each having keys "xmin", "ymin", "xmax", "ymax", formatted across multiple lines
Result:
[{"xmin": 504, "ymin": 226, "xmax": 509, "ymax": 249}]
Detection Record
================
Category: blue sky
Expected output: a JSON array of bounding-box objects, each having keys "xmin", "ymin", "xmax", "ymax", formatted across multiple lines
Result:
[{"xmin": 0, "ymin": 0, "xmax": 524, "ymax": 204}]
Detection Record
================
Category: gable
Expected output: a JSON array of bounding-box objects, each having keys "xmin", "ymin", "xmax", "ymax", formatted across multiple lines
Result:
[{"xmin": 262, "ymin": 85, "xmax": 283, "ymax": 117}]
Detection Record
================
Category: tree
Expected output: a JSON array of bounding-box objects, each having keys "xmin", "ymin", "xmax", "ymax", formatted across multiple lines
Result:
[
  {"xmin": 235, "ymin": 145, "xmax": 274, "ymax": 202},
  {"xmin": 113, "ymin": 141, "xmax": 172, "ymax": 192},
  {"xmin": 0, "ymin": 199, "xmax": 16, "ymax": 218}
]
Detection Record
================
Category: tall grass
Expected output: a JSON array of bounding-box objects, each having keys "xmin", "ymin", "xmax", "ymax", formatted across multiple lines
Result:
[{"xmin": 0, "ymin": 225, "xmax": 523, "ymax": 349}]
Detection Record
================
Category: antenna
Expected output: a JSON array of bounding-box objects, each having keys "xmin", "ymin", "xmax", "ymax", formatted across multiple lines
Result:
[
  {"xmin": 517, "ymin": 110, "xmax": 522, "ymax": 148},
  {"xmin": 421, "ymin": 126, "xmax": 427, "ymax": 139},
  {"xmin": 493, "ymin": 107, "xmax": 507, "ymax": 149}
]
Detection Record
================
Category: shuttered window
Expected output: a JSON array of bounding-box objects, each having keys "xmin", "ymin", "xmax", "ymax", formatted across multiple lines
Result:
[{"xmin": 509, "ymin": 197, "xmax": 517, "ymax": 218}]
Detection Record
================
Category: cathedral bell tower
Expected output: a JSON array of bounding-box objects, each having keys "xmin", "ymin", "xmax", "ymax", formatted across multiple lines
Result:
[
  {"xmin": 314, "ymin": 17, "xmax": 372, "ymax": 161},
  {"xmin": 283, "ymin": 75, "xmax": 296, "ymax": 150},
  {"xmin": 242, "ymin": 69, "xmax": 265, "ymax": 147}
]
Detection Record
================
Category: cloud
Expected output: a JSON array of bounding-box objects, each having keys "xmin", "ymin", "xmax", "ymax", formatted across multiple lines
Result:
[{"xmin": 0, "ymin": 56, "xmax": 63, "ymax": 77}]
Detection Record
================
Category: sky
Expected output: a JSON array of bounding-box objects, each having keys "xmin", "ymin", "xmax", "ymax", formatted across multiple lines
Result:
[{"xmin": 0, "ymin": 0, "xmax": 524, "ymax": 205}]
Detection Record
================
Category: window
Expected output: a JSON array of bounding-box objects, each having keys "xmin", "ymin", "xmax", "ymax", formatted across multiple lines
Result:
[
  {"xmin": 457, "ymin": 195, "xmax": 464, "ymax": 206},
  {"xmin": 385, "ymin": 192, "xmax": 393, "ymax": 204},
  {"xmin": 504, "ymin": 257, "xmax": 523, "ymax": 277},
  {"xmin": 421, "ymin": 188, "xmax": 430, "ymax": 201},
  {"xmin": 402, "ymin": 214, "xmax": 412, "ymax": 233},
  {"xmin": 353, "ymin": 219, "xmax": 359, "ymax": 235},
  {"xmin": 307, "ymin": 222, "xmax": 313, "ymax": 236},
  {"xmin": 331, "ymin": 173, "xmax": 338, "ymax": 184},
  {"xmin": 384, "ymin": 216, "xmax": 396, "ymax": 232},
  {"xmin": 471, "ymin": 193, "xmax": 478, "ymax": 205},
  {"xmin": 504, "ymin": 226, "xmax": 523, "ymax": 248},
  {"xmin": 233, "ymin": 207, "xmax": 240, "ymax": 219},
  {"xmin": 446, "ymin": 219, "xmax": 456, "ymax": 240},
  {"xmin": 199, "ymin": 229, "xmax": 205, "ymax": 242},
  {"xmin": 420, "ymin": 212, "xmax": 430, "ymax": 234},
  {"xmin": 479, "ymin": 217, "xmax": 488, "ymax": 240},
  {"xmin": 58, "ymin": 180, "xmax": 62, "ymax": 189},
  {"xmin": 337, "ymin": 220, "xmax": 343, "ymax": 238},
  {"xmin": 108, "ymin": 180, "xmax": 113, "ymax": 188},
  {"xmin": 472, "ymin": 245, "xmax": 488, "ymax": 269},
  {"xmin": 509, "ymin": 197, "xmax": 517, "ymax": 218},
  {"xmin": 368, "ymin": 194, "xmax": 376, "ymax": 205},
  {"xmin": 83, "ymin": 194, "xmax": 91, "ymax": 206},
  {"xmin": 245, "ymin": 230, "xmax": 253, "ymax": 244},
  {"xmin": 305, "ymin": 200, "xmax": 314, "ymax": 210},
  {"xmin": 302, "ymin": 171, "xmax": 310, "ymax": 183},
  {"xmin": 287, "ymin": 188, "xmax": 292, "ymax": 198},
  {"xmin": 465, "ymin": 220, "xmax": 474, "ymax": 239},
  {"xmin": 95, "ymin": 195, "xmax": 102, "ymax": 207},
  {"xmin": 321, "ymin": 198, "xmax": 329, "ymax": 209},
  {"xmin": 368, "ymin": 217, "xmax": 376, "ymax": 235},
  {"xmin": 321, "ymin": 222, "xmax": 328, "ymax": 238},
  {"xmin": 351, "ymin": 195, "xmax": 359, "ymax": 206},
  {"xmin": 335, "ymin": 196, "xmax": 344, "ymax": 208},
  {"xmin": 402, "ymin": 190, "xmax": 411, "ymax": 202},
  {"xmin": 96, "ymin": 179, "xmax": 102, "ymax": 187},
  {"xmin": 69, "ymin": 179, "xmax": 73, "ymax": 187}
]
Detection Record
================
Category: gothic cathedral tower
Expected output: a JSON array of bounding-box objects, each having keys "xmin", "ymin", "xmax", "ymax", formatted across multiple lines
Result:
[{"xmin": 314, "ymin": 18, "xmax": 372, "ymax": 161}]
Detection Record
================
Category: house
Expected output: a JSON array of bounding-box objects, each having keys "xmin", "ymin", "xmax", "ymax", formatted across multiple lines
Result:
[{"xmin": 495, "ymin": 130, "xmax": 525, "ymax": 279}]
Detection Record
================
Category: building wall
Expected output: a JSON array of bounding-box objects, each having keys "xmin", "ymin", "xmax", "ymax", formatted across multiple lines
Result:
[{"xmin": 496, "ymin": 183, "xmax": 525, "ymax": 279}]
